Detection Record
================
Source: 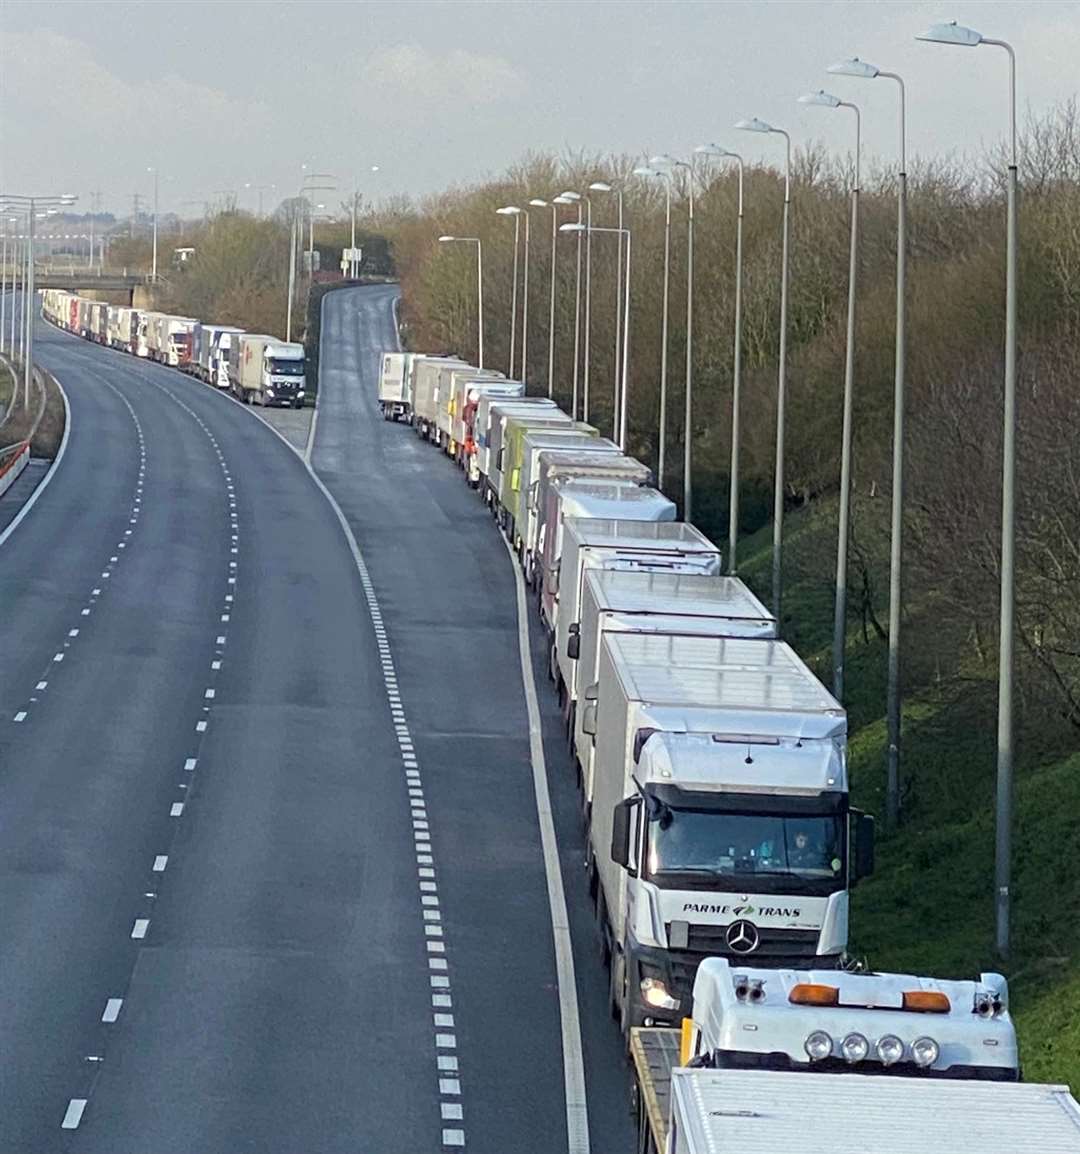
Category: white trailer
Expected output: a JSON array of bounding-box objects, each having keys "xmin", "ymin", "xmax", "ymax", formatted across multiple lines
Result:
[
  {"xmin": 438, "ymin": 365, "xmax": 504, "ymax": 455},
  {"xmin": 461, "ymin": 380, "xmax": 525, "ymax": 484},
  {"xmin": 137, "ymin": 311, "xmax": 162, "ymax": 358},
  {"xmin": 515, "ymin": 435, "xmax": 620, "ymax": 567},
  {"xmin": 410, "ymin": 355, "xmax": 470, "ymax": 440},
  {"xmin": 540, "ymin": 482, "xmax": 675, "ymax": 631},
  {"xmin": 486, "ymin": 401, "xmax": 573, "ymax": 512},
  {"xmin": 198, "ymin": 325, "xmax": 244, "ymax": 387},
  {"xmin": 231, "ymin": 334, "xmax": 306, "ymax": 406},
  {"xmin": 161, "ymin": 315, "xmax": 198, "ymax": 368},
  {"xmin": 379, "ymin": 351, "xmax": 414, "ymax": 420},
  {"xmin": 555, "ymin": 519, "xmax": 721, "ymax": 702},
  {"xmin": 585, "ymin": 633, "xmax": 873, "ymax": 1033},
  {"xmin": 473, "ymin": 396, "xmax": 559, "ymax": 499},
  {"xmin": 572, "ymin": 571, "xmax": 776, "ymax": 797}
]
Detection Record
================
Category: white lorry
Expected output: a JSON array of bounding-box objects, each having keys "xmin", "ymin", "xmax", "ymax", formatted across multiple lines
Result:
[
  {"xmin": 632, "ymin": 957, "xmax": 1080, "ymax": 1154},
  {"xmin": 199, "ymin": 326, "xmax": 243, "ymax": 388},
  {"xmin": 584, "ymin": 632, "xmax": 874, "ymax": 1033},
  {"xmin": 473, "ymin": 396, "xmax": 560, "ymax": 502},
  {"xmin": 410, "ymin": 355, "xmax": 470, "ymax": 441},
  {"xmin": 555, "ymin": 519, "xmax": 722, "ymax": 706},
  {"xmin": 572, "ymin": 571, "xmax": 776, "ymax": 798},
  {"xmin": 231, "ymin": 334, "xmax": 306, "ymax": 406},
  {"xmin": 461, "ymin": 380, "xmax": 526, "ymax": 485},
  {"xmin": 539, "ymin": 484, "xmax": 676, "ymax": 631},
  {"xmin": 438, "ymin": 365, "xmax": 504, "ymax": 457},
  {"xmin": 379, "ymin": 351, "xmax": 414, "ymax": 421}
]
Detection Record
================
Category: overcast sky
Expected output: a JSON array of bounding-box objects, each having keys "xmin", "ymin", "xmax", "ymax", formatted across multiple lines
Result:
[{"xmin": 1, "ymin": 0, "xmax": 1076, "ymax": 218}]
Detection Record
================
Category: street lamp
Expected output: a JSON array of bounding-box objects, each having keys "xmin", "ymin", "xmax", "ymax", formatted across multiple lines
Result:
[
  {"xmin": 496, "ymin": 206, "xmax": 522, "ymax": 378},
  {"xmin": 584, "ymin": 180, "xmax": 614, "ymax": 425},
  {"xmin": 0, "ymin": 192, "xmax": 76, "ymax": 406},
  {"xmin": 545, "ymin": 194, "xmax": 575, "ymax": 401},
  {"xmin": 735, "ymin": 116, "xmax": 791, "ymax": 626},
  {"xmin": 799, "ymin": 90, "xmax": 861, "ymax": 702},
  {"xmin": 558, "ymin": 190, "xmax": 583, "ymax": 418},
  {"xmin": 147, "ymin": 166, "xmax": 159, "ymax": 282},
  {"xmin": 590, "ymin": 181, "xmax": 625, "ymax": 441},
  {"xmin": 827, "ymin": 56, "xmax": 908, "ymax": 830},
  {"xmin": 634, "ymin": 164, "xmax": 673, "ymax": 491},
  {"xmin": 918, "ymin": 18, "xmax": 1019, "ymax": 960},
  {"xmin": 562, "ymin": 221, "xmax": 632, "ymax": 450},
  {"xmin": 438, "ymin": 235, "xmax": 484, "ymax": 367},
  {"xmin": 695, "ymin": 144, "xmax": 746, "ymax": 573},
  {"xmin": 653, "ymin": 153, "xmax": 696, "ymax": 520}
]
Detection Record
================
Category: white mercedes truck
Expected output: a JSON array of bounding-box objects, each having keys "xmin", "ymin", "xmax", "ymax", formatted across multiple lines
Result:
[{"xmin": 584, "ymin": 632, "xmax": 874, "ymax": 1033}]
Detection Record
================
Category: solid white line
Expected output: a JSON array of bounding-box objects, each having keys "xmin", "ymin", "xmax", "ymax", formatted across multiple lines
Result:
[
  {"xmin": 0, "ymin": 374, "xmax": 71, "ymax": 551},
  {"xmin": 102, "ymin": 997, "xmax": 123, "ymax": 1023},
  {"xmin": 503, "ymin": 536, "xmax": 590, "ymax": 1153},
  {"xmin": 61, "ymin": 1098, "xmax": 87, "ymax": 1130}
]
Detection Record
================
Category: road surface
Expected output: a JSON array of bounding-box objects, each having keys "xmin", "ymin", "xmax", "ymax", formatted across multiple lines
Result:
[{"xmin": 0, "ymin": 294, "xmax": 633, "ymax": 1153}]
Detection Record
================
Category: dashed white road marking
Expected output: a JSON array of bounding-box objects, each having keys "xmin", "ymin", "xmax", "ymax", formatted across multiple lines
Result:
[
  {"xmin": 170, "ymin": 802, "xmax": 184, "ymax": 817},
  {"xmin": 153, "ymin": 855, "xmax": 168, "ymax": 872},
  {"xmin": 36, "ymin": 681, "xmax": 47, "ymax": 690},
  {"xmin": 61, "ymin": 1099, "xmax": 87, "ymax": 1130},
  {"xmin": 184, "ymin": 758, "xmax": 197, "ymax": 771},
  {"xmin": 53, "ymin": 653, "xmax": 64, "ymax": 663},
  {"xmin": 131, "ymin": 919, "xmax": 150, "ymax": 940},
  {"xmin": 102, "ymin": 998, "xmax": 123, "ymax": 1023},
  {"xmin": 13, "ymin": 711, "xmax": 26, "ymax": 722}
]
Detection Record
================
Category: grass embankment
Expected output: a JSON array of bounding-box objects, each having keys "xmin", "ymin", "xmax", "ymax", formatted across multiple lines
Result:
[
  {"xmin": 737, "ymin": 501, "xmax": 1080, "ymax": 1089},
  {"xmin": 0, "ymin": 361, "xmax": 65, "ymax": 458}
]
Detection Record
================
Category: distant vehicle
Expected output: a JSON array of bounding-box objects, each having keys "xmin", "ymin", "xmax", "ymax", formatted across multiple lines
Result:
[
  {"xmin": 196, "ymin": 325, "xmax": 244, "ymax": 389},
  {"xmin": 231, "ymin": 334, "xmax": 306, "ymax": 407},
  {"xmin": 379, "ymin": 352, "xmax": 414, "ymax": 421}
]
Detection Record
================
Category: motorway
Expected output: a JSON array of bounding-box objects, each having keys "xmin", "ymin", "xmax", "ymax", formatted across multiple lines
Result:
[{"xmin": 0, "ymin": 288, "xmax": 633, "ymax": 1153}]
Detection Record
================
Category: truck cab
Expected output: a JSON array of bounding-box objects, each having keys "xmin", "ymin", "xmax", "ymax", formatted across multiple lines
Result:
[{"xmin": 262, "ymin": 341, "xmax": 306, "ymax": 407}]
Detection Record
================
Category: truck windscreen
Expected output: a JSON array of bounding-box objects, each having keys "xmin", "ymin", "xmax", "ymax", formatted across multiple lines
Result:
[
  {"xmin": 270, "ymin": 360, "xmax": 304, "ymax": 376},
  {"xmin": 645, "ymin": 809, "xmax": 845, "ymax": 895}
]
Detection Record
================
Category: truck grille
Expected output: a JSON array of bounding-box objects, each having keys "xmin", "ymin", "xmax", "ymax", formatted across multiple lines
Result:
[{"xmin": 673, "ymin": 923, "xmax": 821, "ymax": 957}]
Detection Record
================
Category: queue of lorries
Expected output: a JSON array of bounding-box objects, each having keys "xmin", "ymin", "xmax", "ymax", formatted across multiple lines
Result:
[
  {"xmin": 40, "ymin": 289, "xmax": 307, "ymax": 407},
  {"xmin": 380, "ymin": 349, "xmax": 1080, "ymax": 1152}
]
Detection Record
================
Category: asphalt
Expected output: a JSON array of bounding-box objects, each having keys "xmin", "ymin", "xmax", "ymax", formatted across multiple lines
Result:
[
  {"xmin": 313, "ymin": 284, "xmax": 635, "ymax": 1154},
  {"xmin": 0, "ymin": 292, "xmax": 634, "ymax": 1154}
]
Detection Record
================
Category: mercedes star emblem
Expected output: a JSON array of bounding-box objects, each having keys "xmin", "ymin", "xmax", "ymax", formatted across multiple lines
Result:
[{"xmin": 725, "ymin": 919, "xmax": 760, "ymax": 954}]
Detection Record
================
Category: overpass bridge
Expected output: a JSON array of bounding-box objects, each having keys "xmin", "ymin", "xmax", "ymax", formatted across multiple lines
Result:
[{"xmin": 3, "ymin": 267, "xmax": 156, "ymax": 303}]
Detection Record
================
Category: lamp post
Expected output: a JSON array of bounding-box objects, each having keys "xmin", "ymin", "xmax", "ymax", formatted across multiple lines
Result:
[
  {"xmin": 147, "ymin": 166, "xmax": 159, "ymax": 282},
  {"xmin": 735, "ymin": 117, "xmax": 791, "ymax": 626},
  {"xmin": 828, "ymin": 57, "xmax": 907, "ymax": 827},
  {"xmin": 917, "ymin": 19, "xmax": 1019, "ymax": 960},
  {"xmin": 559, "ymin": 191, "xmax": 583, "ymax": 417},
  {"xmin": 584, "ymin": 181, "xmax": 613, "ymax": 423},
  {"xmin": 0, "ymin": 192, "xmax": 76, "ymax": 405},
  {"xmin": 1, "ymin": 219, "xmax": 8, "ymax": 355},
  {"xmin": 563, "ymin": 221, "xmax": 632, "ymax": 450},
  {"xmin": 438, "ymin": 235, "xmax": 484, "ymax": 368},
  {"xmin": 543, "ymin": 196, "xmax": 573, "ymax": 398},
  {"xmin": 496, "ymin": 206, "xmax": 522, "ymax": 378},
  {"xmin": 634, "ymin": 165, "xmax": 673, "ymax": 490},
  {"xmin": 653, "ymin": 154, "xmax": 696, "ymax": 520},
  {"xmin": 798, "ymin": 90, "xmax": 861, "ymax": 702},
  {"xmin": 694, "ymin": 145, "xmax": 745, "ymax": 572}
]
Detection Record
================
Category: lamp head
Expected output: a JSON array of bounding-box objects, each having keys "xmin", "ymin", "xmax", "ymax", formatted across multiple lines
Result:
[
  {"xmin": 798, "ymin": 89, "xmax": 842, "ymax": 108},
  {"xmin": 496, "ymin": 205, "xmax": 521, "ymax": 215},
  {"xmin": 528, "ymin": 198, "xmax": 548, "ymax": 207},
  {"xmin": 558, "ymin": 190, "xmax": 581, "ymax": 201},
  {"xmin": 552, "ymin": 195, "xmax": 573, "ymax": 205},
  {"xmin": 917, "ymin": 21, "xmax": 983, "ymax": 46},
  {"xmin": 438, "ymin": 235, "xmax": 456, "ymax": 242},
  {"xmin": 588, "ymin": 181, "xmax": 612, "ymax": 192},
  {"xmin": 735, "ymin": 117, "xmax": 775, "ymax": 134},
  {"xmin": 559, "ymin": 222, "xmax": 585, "ymax": 233},
  {"xmin": 827, "ymin": 57, "xmax": 880, "ymax": 79},
  {"xmin": 632, "ymin": 165, "xmax": 659, "ymax": 178},
  {"xmin": 694, "ymin": 144, "xmax": 735, "ymax": 158}
]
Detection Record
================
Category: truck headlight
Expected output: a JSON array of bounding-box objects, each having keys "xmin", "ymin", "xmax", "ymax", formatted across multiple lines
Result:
[
  {"xmin": 912, "ymin": 1036, "xmax": 940, "ymax": 1067},
  {"xmin": 804, "ymin": 1031, "xmax": 833, "ymax": 1062},
  {"xmin": 876, "ymin": 1035, "xmax": 904, "ymax": 1066},
  {"xmin": 640, "ymin": 977, "xmax": 680, "ymax": 1011},
  {"xmin": 841, "ymin": 1032, "xmax": 870, "ymax": 1063}
]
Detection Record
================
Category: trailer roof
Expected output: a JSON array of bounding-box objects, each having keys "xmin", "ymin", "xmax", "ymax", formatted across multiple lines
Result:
[
  {"xmin": 586, "ymin": 570, "xmax": 774, "ymax": 625},
  {"xmin": 559, "ymin": 485, "xmax": 676, "ymax": 521},
  {"xmin": 606, "ymin": 635, "xmax": 842, "ymax": 718},
  {"xmin": 568, "ymin": 518, "xmax": 718, "ymax": 550},
  {"xmin": 671, "ymin": 1068, "xmax": 1080, "ymax": 1153}
]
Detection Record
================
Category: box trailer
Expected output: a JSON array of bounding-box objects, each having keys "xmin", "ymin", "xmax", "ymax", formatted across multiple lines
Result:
[
  {"xmin": 490, "ymin": 407, "xmax": 576, "ymax": 521},
  {"xmin": 539, "ymin": 482, "xmax": 675, "ymax": 631},
  {"xmin": 572, "ymin": 570, "xmax": 776, "ymax": 796},
  {"xmin": 379, "ymin": 351, "xmax": 414, "ymax": 420},
  {"xmin": 438, "ymin": 366, "xmax": 504, "ymax": 456},
  {"xmin": 410, "ymin": 355, "xmax": 471, "ymax": 440},
  {"xmin": 473, "ymin": 396, "xmax": 559, "ymax": 499},
  {"xmin": 462, "ymin": 380, "xmax": 526, "ymax": 484},
  {"xmin": 555, "ymin": 519, "xmax": 722, "ymax": 700}
]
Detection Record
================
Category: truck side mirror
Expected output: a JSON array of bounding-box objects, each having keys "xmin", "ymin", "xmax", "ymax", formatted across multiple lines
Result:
[
  {"xmin": 567, "ymin": 622, "xmax": 580, "ymax": 661},
  {"xmin": 612, "ymin": 798, "xmax": 639, "ymax": 875},
  {"xmin": 581, "ymin": 682, "xmax": 598, "ymax": 737},
  {"xmin": 496, "ymin": 448, "xmax": 504, "ymax": 470},
  {"xmin": 853, "ymin": 811, "xmax": 875, "ymax": 881}
]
